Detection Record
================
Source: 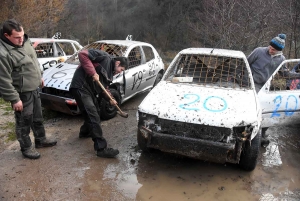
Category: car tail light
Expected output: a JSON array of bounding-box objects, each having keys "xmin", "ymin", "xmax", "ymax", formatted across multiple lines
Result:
[{"xmin": 65, "ymin": 99, "xmax": 77, "ymax": 106}]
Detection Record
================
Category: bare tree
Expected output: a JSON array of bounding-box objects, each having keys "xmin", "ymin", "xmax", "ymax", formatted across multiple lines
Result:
[
  {"xmin": 0, "ymin": 0, "xmax": 67, "ymax": 38},
  {"xmin": 280, "ymin": 0, "xmax": 300, "ymax": 58},
  {"xmin": 1, "ymin": 0, "xmax": 299, "ymax": 59},
  {"xmin": 187, "ymin": 0, "xmax": 288, "ymax": 54}
]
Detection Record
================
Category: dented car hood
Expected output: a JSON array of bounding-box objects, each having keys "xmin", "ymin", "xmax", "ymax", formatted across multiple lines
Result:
[
  {"xmin": 138, "ymin": 81, "xmax": 259, "ymax": 128},
  {"xmin": 43, "ymin": 62, "xmax": 124, "ymax": 91},
  {"xmin": 43, "ymin": 63, "xmax": 77, "ymax": 90}
]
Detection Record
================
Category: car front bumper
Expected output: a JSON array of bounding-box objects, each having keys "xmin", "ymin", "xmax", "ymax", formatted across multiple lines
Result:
[
  {"xmin": 138, "ymin": 125, "xmax": 239, "ymax": 164},
  {"xmin": 40, "ymin": 92, "xmax": 80, "ymax": 115}
]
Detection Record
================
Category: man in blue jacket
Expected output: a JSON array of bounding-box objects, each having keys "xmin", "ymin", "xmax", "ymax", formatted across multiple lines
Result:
[{"xmin": 0, "ymin": 19, "xmax": 57, "ymax": 159}]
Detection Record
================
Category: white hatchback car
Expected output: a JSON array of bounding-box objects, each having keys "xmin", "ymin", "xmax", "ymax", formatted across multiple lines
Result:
[
  {"xmin": 40, "ymin": 40, "xmax": 165, "ymax": 120},
  {"xmin": 31, "ymin": 38, "xmax": 83, "ymax": 71},
  {"xmin": 137, "ymin": 48, "xmax": 300, "ymax": 171}
]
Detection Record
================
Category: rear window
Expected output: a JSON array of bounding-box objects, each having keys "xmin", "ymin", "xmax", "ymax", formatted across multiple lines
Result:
[
  {"xmin": 128, "ymin": 47, "xmax": 142, "ymax": 68},
  {"xmin": 165, "ymin": 54, "xmax": 251, "ymax": 89},
  {"xmin": 143, "ymin": 46, "xmax": 155, "ymax": 62},
  {"xmin": 56, "ymin": 42, "xmax": 75, "ymax": 56},
  {"xmin": 35, "ymin": 42, "xmax": 54, "ymax": 58},
  {"xmin": 65, "ymin": 42, "xmax": 129, "ymax": 65}
]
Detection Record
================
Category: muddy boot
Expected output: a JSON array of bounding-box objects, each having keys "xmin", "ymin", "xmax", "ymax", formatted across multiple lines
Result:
[
  {"xmin": 79, "ymin": 131, "xmax": 92, "ymax": 138},
  {"xmin": 22, "ymin": 146, "xmax": 40, "ymax": 159},
  {"xmin": 97, "ymin": 148, "xmax": 119, "ymax": 158},
  {"xmin": 261, "ymin": 128, "xmax": 270, "ymax": 148},
  {"xmin": 79, "ymin": 123, "xmax": 92, "ymax": 138},
  {"xmin": 35, "ymin": 138, "xmax": 57, "ymax": 148}
]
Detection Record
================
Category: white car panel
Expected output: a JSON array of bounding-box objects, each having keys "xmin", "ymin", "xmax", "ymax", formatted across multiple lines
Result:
[
  {"xmin": 43, "ymin": 63, "xmax": 77, "ymax": 90},
  {"xmin": 138, "ymin": 81, "xmax": 259, "ymax": 128},
  {"xmin": 31, "ymin": 38, "xmax": 83, "ymax": 71},
  {"xmin": 137, "ymin": 47, "xmax": 264, "ymax": 170},
  {"xmin": 258, "ymin": 59, "xmax": 300, "ymax": 127}
]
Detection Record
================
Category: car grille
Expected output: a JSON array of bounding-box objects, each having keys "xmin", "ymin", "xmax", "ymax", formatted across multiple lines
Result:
[
  {"xmin": 42, "ymin": 87, "xmax": 72, "ymax": 98},
  {"xmin": 158, "ymin": 119, "xmax": 233, "ymax": 142}
]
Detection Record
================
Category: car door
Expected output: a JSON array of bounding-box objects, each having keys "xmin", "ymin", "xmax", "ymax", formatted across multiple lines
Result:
[
  {"xmin": 258, "ymin": 59, "xmax": 300, "ymax": 128},
  {"xmin": 141, "ymin": 45, "xmax": 159, "ymax": 88},
  {"xmin": 122, "ymin": 46, "xmax": 149, "ymax": 100}
]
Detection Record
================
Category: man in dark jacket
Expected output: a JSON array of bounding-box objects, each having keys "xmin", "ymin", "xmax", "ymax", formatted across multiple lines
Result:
[
  {"xmin": 70, "ymin": 49, "xmax": 128, "ymax": 158},
  {"xmin": 0, "ymin": 19, "xmax": 57, "ymax": 159}
]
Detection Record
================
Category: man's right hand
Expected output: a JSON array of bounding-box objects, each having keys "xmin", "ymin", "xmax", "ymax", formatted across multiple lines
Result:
[
  {"xmin": 92, "ymin": 73, "xmax": 99, "ymax": 82},
  {"xmin": 13, "ymin": 100, "xmax": 23, "ymax": 111},
  {"xmin": 109, "ymin": 99, "xmax": 118, "ymax": 106}
]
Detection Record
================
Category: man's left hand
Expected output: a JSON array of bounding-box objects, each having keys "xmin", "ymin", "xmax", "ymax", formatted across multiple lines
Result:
[{"xmin": 40, "ymin": 78, "xmax": 45, "ymax": 88}]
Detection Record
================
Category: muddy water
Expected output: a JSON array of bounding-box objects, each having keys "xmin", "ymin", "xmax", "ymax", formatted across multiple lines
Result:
[
  {"xmin": 80, "ymin": 120, "xmax": 300, "ymax": 201},
  {"xmin": 0, "ymin": 93, "xmax": 300, "ymax": 201}
]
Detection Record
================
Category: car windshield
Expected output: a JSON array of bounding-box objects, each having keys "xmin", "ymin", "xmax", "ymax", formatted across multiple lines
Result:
[
  {"xmin": 165, "ymin": 54, "xmax": 252, "ymax": 89},
  {"xmin": 65, "ymin": 42, "xmax": 128, "ymax": 65}
]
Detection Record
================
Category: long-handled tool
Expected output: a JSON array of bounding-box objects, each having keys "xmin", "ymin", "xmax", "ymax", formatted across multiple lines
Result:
[{"xmin": 96, "ymin": 80, "xmax": 128, "ymax": 118}]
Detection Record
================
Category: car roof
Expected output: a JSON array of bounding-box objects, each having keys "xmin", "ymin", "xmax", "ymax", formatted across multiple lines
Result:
[
  {"xmin": 93, "ymin": 40, "xmax": 152, "ymax": 47},
  {"xmin": 179, "ymin": 48, "xmax": 246, "ymax": 58},
  {"xmin": 30, "ymin": 38, "xmax": 80, "ymax": 43}
]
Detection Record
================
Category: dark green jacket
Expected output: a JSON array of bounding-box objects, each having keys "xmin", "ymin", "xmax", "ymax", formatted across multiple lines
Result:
[{"xmin": 0, "ymin": 34, "xmax": 42, "ymax": 104}]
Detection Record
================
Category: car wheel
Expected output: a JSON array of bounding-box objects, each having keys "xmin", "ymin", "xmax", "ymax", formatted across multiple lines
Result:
[
  {"xmin": 100, "ymin": 88, "xmax": 121, "ymax": 120},
  {"xmin": 137, "ymin": 128, "xmax": 149, "ymax": 151},
  {"xmin": 239, "ymin": 129, "xmax": 262, "ymax": 171},
  {"xmin": 153, "ymin": 72, "xmax": 163, "ymax": 87}
]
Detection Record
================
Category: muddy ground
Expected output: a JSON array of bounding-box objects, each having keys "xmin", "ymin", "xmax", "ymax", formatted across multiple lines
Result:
[{"xmin": 0, "ymin": 92, "xmax": 300, "ymax": 201}]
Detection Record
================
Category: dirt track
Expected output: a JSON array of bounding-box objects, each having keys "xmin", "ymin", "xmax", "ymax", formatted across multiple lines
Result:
[{"xmin": 0, "ymin": 92, "xmax": 300, "ymax": 201}]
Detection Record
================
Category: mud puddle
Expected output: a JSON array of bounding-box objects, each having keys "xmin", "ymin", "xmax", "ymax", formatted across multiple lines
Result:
[{"xmin": 0, "ymin": 93, "xmax": 300, "ymax": 201}]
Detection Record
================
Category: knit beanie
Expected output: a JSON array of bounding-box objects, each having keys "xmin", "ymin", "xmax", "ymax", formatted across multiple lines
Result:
[{"xmin": 270, "ymin": 34, "xmax": 286, "ymax": 51}]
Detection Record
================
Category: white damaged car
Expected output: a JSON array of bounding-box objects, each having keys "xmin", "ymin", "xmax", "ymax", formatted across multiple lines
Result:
[
  {"xmin": 40, "ymin": 40, "xmax": 164, "ymax": 120},
  {"xmin": 137, "ymin": 48, "xmax": 300, "ymax": 171},
  {"xmin": 31, "ymin": 38, "xmax": 83, "ymax": 71}
]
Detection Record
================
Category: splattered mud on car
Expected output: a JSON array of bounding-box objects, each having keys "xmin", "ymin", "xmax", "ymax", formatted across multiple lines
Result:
[{"xmin": 137, "ymin": 48, "xmax": 262, "ymax": 171}]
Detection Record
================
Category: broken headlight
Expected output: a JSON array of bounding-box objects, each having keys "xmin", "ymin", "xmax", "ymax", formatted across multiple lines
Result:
[{"xmin": 138, "ymin": 112, "xmax": 161, "ymax": 132}]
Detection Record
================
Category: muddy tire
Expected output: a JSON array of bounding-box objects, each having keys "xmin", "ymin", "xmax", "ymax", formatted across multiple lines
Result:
[
  {"xmin": 239, "ymin": 130, "xmax": 261, "ymax": 171},
  {"xmin": 153, "ymin": 72, "xmax": 163, "ymax": 87},
  {"xmin": 137, "ymin": 128, "xmax": 149, "ymax": 151},
  {"xmin": 100, "ymin": 88, "xmax": 121, "ymax": 120}
]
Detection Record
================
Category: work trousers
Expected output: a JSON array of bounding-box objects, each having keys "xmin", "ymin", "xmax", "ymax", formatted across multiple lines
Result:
[
  {"xmin": 15, "ymin": 89, "xmax": 46, "ymax": 150},
  {"xmin": 70, "ymin": 87, "xmax": 107, "ymax": 151}
]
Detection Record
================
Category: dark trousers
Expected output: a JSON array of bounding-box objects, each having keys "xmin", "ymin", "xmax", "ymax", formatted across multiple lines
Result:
[
  {"xmin": 15, "ymin": 89, "xmax": 46, "ymax": 150},
  {"xmin": 70, "ymin": 87, "xmax": 107, "ymax": 151},
  {"xmin": 262, "ymin": 127, "xmax": 269, "ymax": 137}
]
